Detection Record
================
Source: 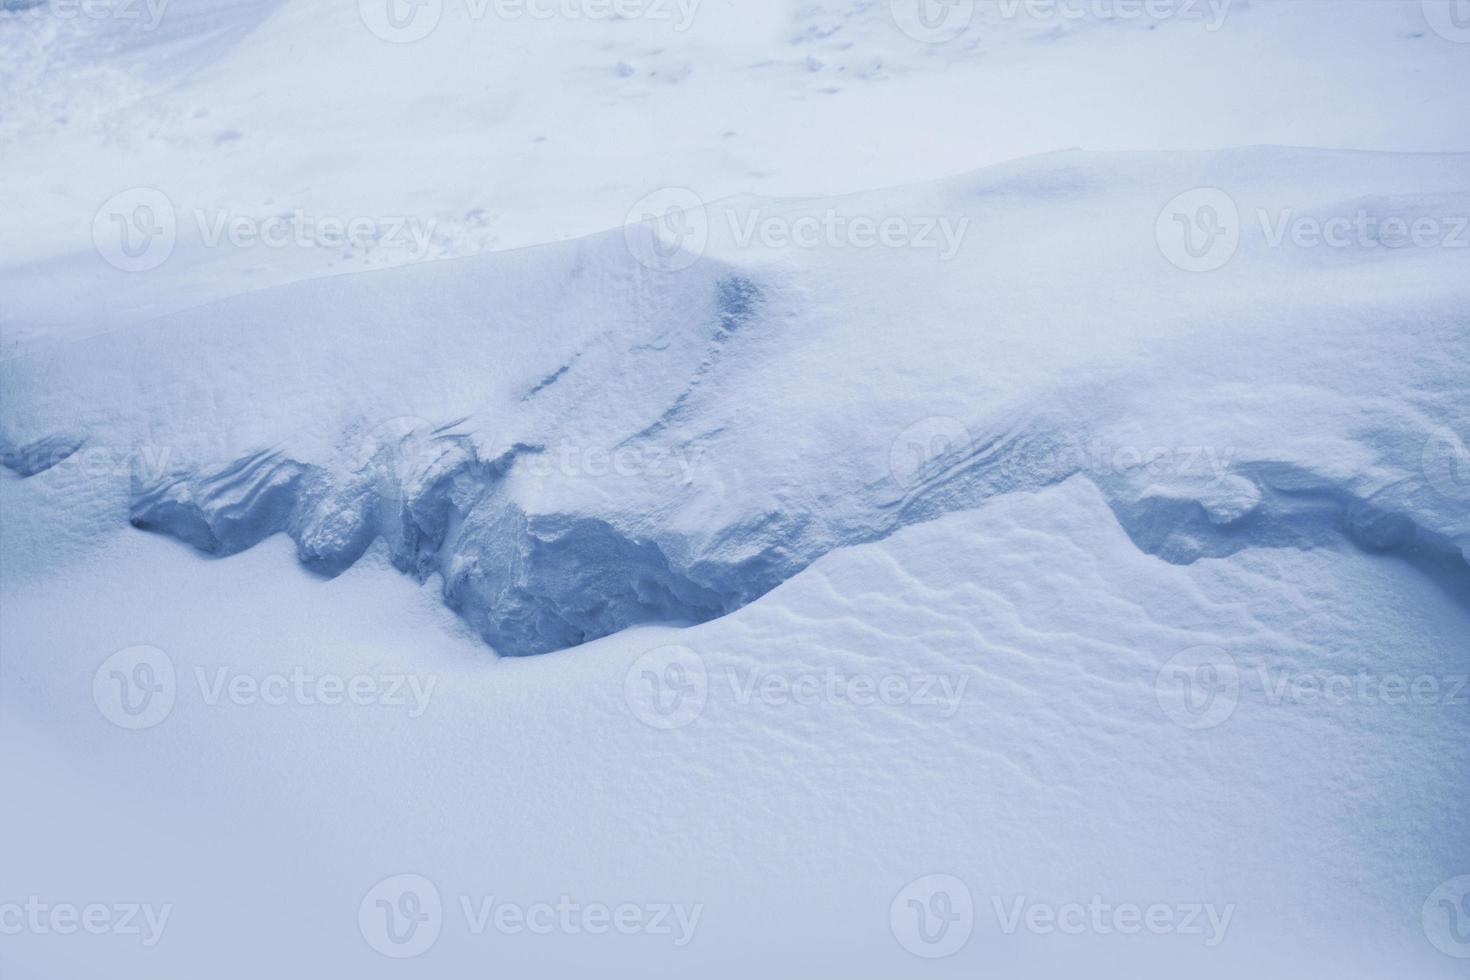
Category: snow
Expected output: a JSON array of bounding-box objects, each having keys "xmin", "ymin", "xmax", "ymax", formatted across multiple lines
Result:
[
  {"xmin": 6, "ymin": 147, "xmax": 1465, "ymax": 653},
  {"xmin": 4, "ymin": 480, "xmax": 1466, "ymax": 977},
  {"xmin": 5, "ymin": 0, "xmax": 1470, "ymax": 336},
  {"xmin": 2, "ymin": 1, "xmax": 1468, "ymax": 978}
]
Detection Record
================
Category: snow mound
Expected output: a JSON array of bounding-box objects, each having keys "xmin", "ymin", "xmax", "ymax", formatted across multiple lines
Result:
[{"xmin": 5, "ymin": 148, "xmax": 1467, "ymax": 655}]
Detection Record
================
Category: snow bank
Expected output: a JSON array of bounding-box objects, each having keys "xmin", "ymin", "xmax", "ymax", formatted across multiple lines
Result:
[{"xmin": 5, "ymin": 148, "xmax": 1466, "ymax": 655}]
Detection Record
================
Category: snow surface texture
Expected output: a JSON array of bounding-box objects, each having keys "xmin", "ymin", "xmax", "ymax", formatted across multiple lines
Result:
[
  {"xmin": 2, "ymin": 2, "xmax": 1469, "ymax": 978},
  {"xmin": 4, "ymin": 481, "xmax": 1467, "ymax": 978},
  {"xmin": 5, "ymin": 0, "xmax": 1470, "ymax": 337},
  {"xmin": 5, "ymin": 148, "xmax": 1467, "ymax": 656}
]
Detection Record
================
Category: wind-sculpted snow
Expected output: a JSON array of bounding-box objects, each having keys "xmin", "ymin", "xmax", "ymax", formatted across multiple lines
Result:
[
  {"xmin": 125, "ymin": 424, "xmax": 765, "ymax": 655},
  {"xmin": 122, "ymin": 390, "xmax": 1470, "ymax": 655},
  {"xmin": 9, "ymin": 5, "xmax": 1470, "ymax": 976},
  {"xmin": 125, "ymin": 424, "xmax": 736, "ymax": 654},
  {"xmin": 5, "ymin": 148, "xmax": 1468, "ymax": 655}
]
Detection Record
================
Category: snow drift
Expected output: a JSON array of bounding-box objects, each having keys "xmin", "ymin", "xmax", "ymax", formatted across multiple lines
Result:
[{"xmin": 5, "ymin": 148, "xmax": 1467, "ymax": 655}]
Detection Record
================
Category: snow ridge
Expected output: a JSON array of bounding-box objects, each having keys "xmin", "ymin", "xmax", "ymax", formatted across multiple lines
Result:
[
  {"xmin": 122, "ymin": 401, "xmax": 1469, "ymax": 656},
  {"xmin": 5, "ymin": 148, "xmax": 1465, "ymax": 656}
]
